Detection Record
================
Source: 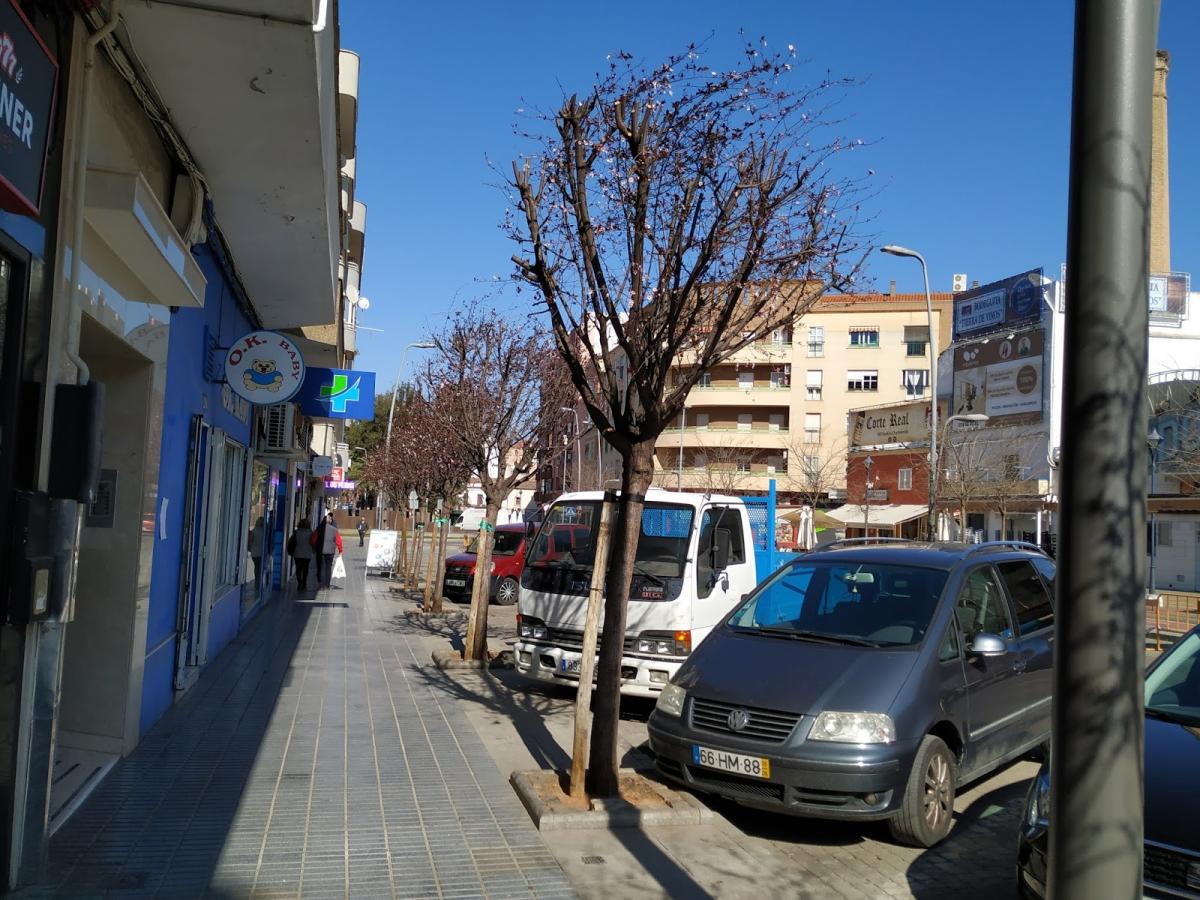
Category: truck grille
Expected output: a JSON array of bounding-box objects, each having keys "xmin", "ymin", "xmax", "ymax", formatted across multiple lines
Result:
[
  {"xmin": 543, "ymin": 626, "xmax": 641, "ymax": 655},
  {"xmin": 1144, "ymin": 841, "xmax": 1200, "ymax": 893},
  {"xmin": 689, "ymin": 697, "xmax": 802, "ymax": 743}
]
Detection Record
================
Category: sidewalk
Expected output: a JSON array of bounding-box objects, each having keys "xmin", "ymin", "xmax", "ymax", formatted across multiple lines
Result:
[{"xmin": 18, "ymin": 543, "xmax": 575, "ymax": 899}]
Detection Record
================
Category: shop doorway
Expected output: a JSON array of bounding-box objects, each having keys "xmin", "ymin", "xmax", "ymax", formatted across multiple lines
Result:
[{"xmin": 52, "ymin": 318, "xmax": 156, "ymax": 830}]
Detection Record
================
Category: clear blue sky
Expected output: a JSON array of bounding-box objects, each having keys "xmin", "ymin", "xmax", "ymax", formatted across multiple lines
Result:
[{"xmin": 341, "ymin": 1, "xmax": 1199, "ymax": 384}]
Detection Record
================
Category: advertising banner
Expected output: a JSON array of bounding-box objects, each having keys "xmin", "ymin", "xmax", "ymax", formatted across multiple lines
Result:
[
  {"xmin": 953, "ymin": 270, "xmax": 1044, "ymax": 340},
  {"xmin": 849, "ymin": 401, "xmax": 932, "ymax": 449},
  {"xmin": 0, "ymin": 0, "xmax": 58, "ymax": 215},
  {"xmin": 953, "ymin": 327, "xmax": 1044, "ymax": 425},
  {"xmin": 294, "ymin": 367, "xmax": 377, "ymax": 419},
  {"xmin": 365, "ymin": 530, "xmax": 398, "ymax": 572}
]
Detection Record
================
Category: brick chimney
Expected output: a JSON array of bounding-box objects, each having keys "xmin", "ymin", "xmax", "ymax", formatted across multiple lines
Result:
[{"xmin": 1150, "ymin": 49, "xmax": 1170, "ymax": 274}]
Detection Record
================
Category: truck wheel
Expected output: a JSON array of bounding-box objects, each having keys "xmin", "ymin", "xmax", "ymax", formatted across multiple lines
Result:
[
  {"xmin": 494, "ymin": 576, "xmax": 519, "ymax": 606},
  {"xmin": 888, "ymin": 734, "xmax": 956, "ymax": 847}
]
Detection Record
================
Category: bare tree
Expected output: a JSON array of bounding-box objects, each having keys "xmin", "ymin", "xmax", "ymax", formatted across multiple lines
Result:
[
  {"xmin": 928, "ymin": 425, "xmax": 1040, "ymax": 540},
  {"xmin": 1151, "ymin": 380, "xmax": 1200, "ymax": 495},
  {"xmin": 508, "ymin": 41, "xmax": 866, "ymax": 794},
  {"xmin": 424, "ymin": 304, "xmax": 570, "ymax": 660},
  {"xmin": 787, "ymin": 426, "xmax": 847, "ymax": 508}
]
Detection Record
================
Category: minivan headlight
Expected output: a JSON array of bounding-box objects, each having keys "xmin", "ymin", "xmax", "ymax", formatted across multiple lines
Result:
[
  {"xmin": 1026, "ymin": 766, "xmax": 1051, "ymax": 828},
  {"xmin": 655, "ymin": 683, "xmax": 686, "ymax": 717},
  {"xmin": 808, "ymin": 711, "xmax": 895, "ymax": 744}
]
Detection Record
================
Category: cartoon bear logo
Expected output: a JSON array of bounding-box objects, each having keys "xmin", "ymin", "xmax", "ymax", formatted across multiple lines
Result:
[{"xmin": 243, "ymin": 358, "xmax": 285, "ymax": 392}]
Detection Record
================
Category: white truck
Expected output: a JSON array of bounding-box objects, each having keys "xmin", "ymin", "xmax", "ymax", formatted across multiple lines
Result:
[{"xmin": 514, "ymin": 488, "xmax": 767, "ymax": 698}]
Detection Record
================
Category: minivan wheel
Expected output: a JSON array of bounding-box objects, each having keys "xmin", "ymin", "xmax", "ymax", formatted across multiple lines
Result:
[
  {"xmin": 888, "ymin": 734, "xmax": 957, "ymax": 847},
  {"xmin": 494, "ymin": 576, "xmax": 519, "ymax": 606}
]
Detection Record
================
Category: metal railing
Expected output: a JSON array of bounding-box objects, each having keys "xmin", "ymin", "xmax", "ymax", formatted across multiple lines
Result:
[{"xmin": 1146, "ymin": 590, "xmax": 1200, "ymax": 651}]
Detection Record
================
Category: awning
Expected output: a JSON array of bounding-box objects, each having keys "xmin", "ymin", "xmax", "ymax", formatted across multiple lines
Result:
[{"xmin": 825, "ymin": 503, "xmax": 929, "ymax": 528}]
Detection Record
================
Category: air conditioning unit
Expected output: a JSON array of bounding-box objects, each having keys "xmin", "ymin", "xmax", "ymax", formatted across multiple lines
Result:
[
  {"xmin": 952, "ymin": 273, "xmax": 969, "ymax": 292},
  {"xmin": 259, "ymin": 404, "xmax": 310, "ymax": 455}
]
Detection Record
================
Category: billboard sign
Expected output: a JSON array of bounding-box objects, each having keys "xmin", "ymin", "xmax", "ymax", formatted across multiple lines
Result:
[
  {"xmin": 953, "ymin": 270, "xmax": 1044, "ymax": 340},
  {"xmin": 953, "ymin": 327, "xmax": 1044, "ymax": 425},
  {"xmin": 0, "ymin": 0, "xmax": 58, "ymax": 216},
  {"xmin": 294, "ymin": 367, "xmax": 377, "ymax": 419},
  {"xmin": 849, "ymin": 401, "xmax": 932, "ymax": 449}
]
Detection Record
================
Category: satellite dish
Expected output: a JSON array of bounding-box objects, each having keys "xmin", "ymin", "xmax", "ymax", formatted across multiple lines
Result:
[{"xmin": 357, "ymin": 296, "xmax": 371, "ymax": 310}]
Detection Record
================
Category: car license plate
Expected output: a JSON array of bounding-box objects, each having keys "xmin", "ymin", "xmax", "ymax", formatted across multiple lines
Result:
[
  {"xmin": 692, "ymin": 745, "xmax": 771, "ymax": 779},
  {"xmin": 559, "ymin": 656, "xmax": 581, "ymax": 675},
  {"xmin": 446, "ymin": 578, "xmax": 466, "ymax": 587}
]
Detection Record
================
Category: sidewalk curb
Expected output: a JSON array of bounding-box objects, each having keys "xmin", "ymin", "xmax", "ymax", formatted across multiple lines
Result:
[
  {"xmin": 431, "ymin": 649, "xmax": 515, "ymax": 671},
  {"xmin": 510, "ymin": 769, "xmax": 713, "ymax": 830}
]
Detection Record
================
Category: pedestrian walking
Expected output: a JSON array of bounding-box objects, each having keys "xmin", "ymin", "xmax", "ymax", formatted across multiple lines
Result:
[
  {"xmin": 287, "ymin": 518, "xmax": 314, "ymax": 590},
  {"xmin": 357, "ymin": 516, "xmax": 367, "ymax": 547},
  {"xmin": 310, "ymin": 512, "xmax": 343, "ymax": 588}
]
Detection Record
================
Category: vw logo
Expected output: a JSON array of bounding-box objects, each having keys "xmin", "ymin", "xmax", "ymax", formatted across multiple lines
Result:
[{"xmin": 727, "ymin": 708, "xmax": 751, "ymax": 731}]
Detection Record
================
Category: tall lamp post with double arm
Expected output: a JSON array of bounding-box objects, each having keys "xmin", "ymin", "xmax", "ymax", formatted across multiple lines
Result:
[
  {"xmin": 1148, "ymin": 428, "xmax": 1161, "ymax": 593},
  {"xmin": 379, "ymin": 340, "xmax": 435, "ymax": 527}
]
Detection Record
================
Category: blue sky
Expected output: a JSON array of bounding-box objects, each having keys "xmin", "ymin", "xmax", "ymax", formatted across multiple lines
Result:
[{"xmin": 342, "ymin": 1, "xmax": 1199, "ymax": 384}]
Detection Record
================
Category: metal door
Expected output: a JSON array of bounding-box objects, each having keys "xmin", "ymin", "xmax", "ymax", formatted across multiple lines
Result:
[{"xmin": 175, "ymin": 417, "xmax": 210, "ymax": 689}]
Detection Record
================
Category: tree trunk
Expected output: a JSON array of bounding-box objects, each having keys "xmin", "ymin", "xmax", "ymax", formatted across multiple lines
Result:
[
  {"xmin": 413, "ymin": 514, "xmax": 427, "ymax": 592},
  {"xmin": 463, "ymin": 501, "xmax": 500, "ymax": 660},
  {"xmin": 587, "ymin": 440, "xmax": 655, "ymax": 797},
  {"xmin": 397, "ymin": 514, "xmax": 409, "ymax": 582},
  {"xmin": 429, "ymin": 517, "xmax": 451, "ymax": 613}
]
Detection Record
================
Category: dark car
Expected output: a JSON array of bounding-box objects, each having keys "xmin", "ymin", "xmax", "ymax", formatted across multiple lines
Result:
[
  {"xmin": 647, "ymin": 539, "xmax": 1056, "ymax": 847},
  {"xmin": 442, "ymin": 523, "xmax": 528, "ymax": 605},
  {"xmin": 1017, "ymin": 623, "xmax": 1200, "ymax": 898}
]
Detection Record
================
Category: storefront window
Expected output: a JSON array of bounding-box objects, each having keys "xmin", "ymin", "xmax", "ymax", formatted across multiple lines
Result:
[{"xmin": 245, "ymin": 460, "xmax": 273, "ymax": 615}]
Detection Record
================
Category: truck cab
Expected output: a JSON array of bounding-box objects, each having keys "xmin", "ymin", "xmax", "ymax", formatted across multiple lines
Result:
[{"xmin": 514, "ymin": 488, "xmax": 759, "ymax": 697}]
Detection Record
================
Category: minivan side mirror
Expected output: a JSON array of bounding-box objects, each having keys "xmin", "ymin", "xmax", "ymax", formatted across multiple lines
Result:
[
  {"xmin": 712, "ymin": 527, "xmax": 732, "ymax": 571},
  {"xmin": 967, "ymin": 633, "xmax": 1008, "ymax": 658}
]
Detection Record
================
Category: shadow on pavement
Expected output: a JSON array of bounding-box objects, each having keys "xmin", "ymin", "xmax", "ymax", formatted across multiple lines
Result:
[{"xmin": 610, "ymin": 827, "xmax": 716, "ymax": 899}]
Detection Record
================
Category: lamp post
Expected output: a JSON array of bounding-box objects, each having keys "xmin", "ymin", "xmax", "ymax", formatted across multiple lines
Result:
[
  {"xmin": 881, "ymin": 245, "xmax": 938, "ymax": 538},
  {"xmin": 863, "ymin": 455, "xmax": 874, "ymax": 534},
  {"xmin": 1148, "ymin": 428, "xmax": 1161, "ymax": 593},
  {"xmin": 942, "ymin": 413, "xmax": 990, "ymax": 540},
  {"xmin": 677, "ymin": 406, "xmax": 686, "ymax": 491},
  {"xmin": 381, "ymin": 340, "xmax": 435, "ymax": 527},
  {"xmin": 561, "ymin": 407, "xmax": 581, "ymax": 492}
]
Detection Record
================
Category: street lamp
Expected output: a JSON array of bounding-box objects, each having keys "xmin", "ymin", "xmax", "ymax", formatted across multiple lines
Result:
[
  {"xmin": 881, "ymin": 244, "xmax": 938, "ymax": 538},
  {"xmin": 1148, "ymin": 428, "xmax": 1162, "ymax": 593},
  {"xmin": 863, "ymin": 455, "xmax": 874, "ymax": 534},
  {"xmin": 677, "ymin": 406, "xmax": 686, "ymax": 492},
  {"xmin": 560, "ymin": 407, "xmax": 581, "ymax": 492},
  {"xmin": 381, "ymin": 340, "xmax": 435, "ymax": 527},
  {"xmin": 942, "ymin": 413, "xmax": 990, "ymax": 540}
]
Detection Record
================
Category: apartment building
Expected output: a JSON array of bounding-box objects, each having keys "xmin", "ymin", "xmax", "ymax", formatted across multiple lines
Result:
[{"xmin": 653, "ymin": 290, "xmax": 955, "ymax": 498}]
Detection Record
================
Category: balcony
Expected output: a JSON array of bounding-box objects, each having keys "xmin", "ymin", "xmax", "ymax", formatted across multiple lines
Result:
[
  {"xmin": 338, "ymin": 50, "xmax": 360, "ymax": 161},
  {"xmin": 656, "ymin": 427, "xmax": 790, "ymax": 450},
  {"xmin": 687, "ymin": 385, "xmax": 793, "ymax": 407}
]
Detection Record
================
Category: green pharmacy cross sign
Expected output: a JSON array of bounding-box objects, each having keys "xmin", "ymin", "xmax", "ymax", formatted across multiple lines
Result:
[
  {"xmin": 319, "ymin": 372, "xmax": 361, "ymax": 414},
  {"xmin": 296, "ymin": 367, "xmax": 376, "ymax": 419}
]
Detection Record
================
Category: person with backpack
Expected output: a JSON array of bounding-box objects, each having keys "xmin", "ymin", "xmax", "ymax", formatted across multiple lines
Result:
[
  {"xmin": 310, "ymin": 512, "xmax": 343, "ymax": 588},
  {"xmin": 287, "ymin": 518, "xmax": 314, "ymax": 590}
]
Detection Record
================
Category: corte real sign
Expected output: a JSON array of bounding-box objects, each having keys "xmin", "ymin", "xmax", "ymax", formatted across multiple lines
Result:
[
  {"xmin": 0, "ymin": 0, "xmax": 57, "ymax": 216},
  {"xmin": 952, "ymin": 270, "xmax": 1044, "ymax": 340},
  {"xmin": 850, "ymin": 400, "xmax": 932, "ymax": 449},
  {"xmin": 223, "ymin": 331, "xmax": 305, "ymax": 404},
  {"xmin": 293, "ymin": 367, "xmax": 377, "ymax": 419}
]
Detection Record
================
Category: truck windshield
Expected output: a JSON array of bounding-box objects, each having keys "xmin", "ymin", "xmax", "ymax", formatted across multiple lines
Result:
[
  {"xmin": 728, "ymin": 560, "xmax": 948, "ymax": 647},
  {"xmin": 527, "ymin": 501, "xmax": 695, "ymax": 579},
  {"xmin": 467, "ymin": 530, "xmax": 523, "ymax": 556}
]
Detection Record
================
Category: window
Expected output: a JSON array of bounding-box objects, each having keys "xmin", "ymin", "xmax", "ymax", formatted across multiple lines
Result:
[
  {"xmin": 694, "ymin": 453, "xmax": 708, "ymax": 469},
  {"xmin": 698, "ymin": 372, "xmax": 712, "ymax": 388},
  {"xmin": 938, "ymin": 623, "xmax": 961, "ymax": 662},
  {"xmin": 902, "ymin": 369, "xmax": 930, "ymax": 399},
  {"xmin": 768, "ymin": 413, "xmax": 785, "ymax": 432},
  {"xmin": 904, "ymin": 325, "xmax": 929, "ymax": 357},
  {"xmin": 955, "ymin": 567, "xmax": 1014, "ymax": 640},
  {"xmin": 697, "ymin": 507, "xmax": 748, "ymax": 598},
  {"xmin": 847, "ymin": 369, "xmax": 879, "ymax": 392},
  {"xmin": 804, "ymin": 413, "xmax": 821, "ymax": 444},
  {"xmin": 806, "ymin": 369, "xmax": 823, "ymax": 400},
  {"xmin": 737, "ymin": 413, "xmax": 752, "ymax": 432},
  {"xmin": 849, "ymin": 327, "xmax": 880, "ymax": 348},
  {"xmin": 738, "ymin": 370, "xmax": 754, "ymax": 391},
  {"xmin": 214, "ymin": 439, "xmax": 249, "ymax": 590},
  {"xmin": 898, "ymin": 468, "xmax": 913, "ymax": 491},
  {"xmin": 735, "ymin": 459, "xmax": 752, "ymax": 473},
  {"xmin": 771, "ymin": 327, "xmax": 793, "ymax": 345},
  {"xmin": 1158, "ymin": 522, "xmax": 1174, "ymax": 548},
  {"xmin": 807, "ymin": 325, "xmax": 825, "ymax": 357},
  {"xmin": 802, "ymin": 455, "xmax": 820, "ymax": 480},
  {"xmin": 997, "ymin": 560, "xmax": 1055, "ymax": 634},
  {"xmin": 769, "ymin": 368, "xmax": 790, "ymax": 389},
  {"xmin": 694, "ymin": 412, "xmax": 709, "ymax": 431}
]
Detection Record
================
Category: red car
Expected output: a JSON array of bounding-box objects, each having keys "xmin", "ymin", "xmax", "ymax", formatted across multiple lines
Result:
[{"xmin": 442, "ymin": 523, "xmax": 528, "ymax": 605}]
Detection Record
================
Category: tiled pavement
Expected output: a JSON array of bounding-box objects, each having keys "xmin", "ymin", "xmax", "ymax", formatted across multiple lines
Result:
[{"xmin": 19, "ymin": 542, "xmax": 574, "ymax": 899}]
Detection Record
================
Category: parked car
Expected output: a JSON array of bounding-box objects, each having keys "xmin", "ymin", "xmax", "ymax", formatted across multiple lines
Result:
[
  {"xmin": 442, "ymin": 523, "xmax": 528, "ymax": 605},
  {"xmin": 1016, "ymin": 623, "xmax": 1200, "ymax": 899},
  {"xmin": 648, "ymin": 539, "xmax": 1056, "ymax": 847}
]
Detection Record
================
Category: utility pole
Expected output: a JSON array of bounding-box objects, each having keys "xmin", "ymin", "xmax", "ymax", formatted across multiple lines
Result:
[{"xmin": 1051, "ymin": 3, "xmax": 1158, "ymax": 898}]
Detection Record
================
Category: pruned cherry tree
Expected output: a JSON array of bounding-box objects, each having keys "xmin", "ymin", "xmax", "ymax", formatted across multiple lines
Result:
[
  {"xmin": 423, "ymin": 304, "xmax": 570, "ymax": 659},
  {"xmin": 507, "ymin": 40, "xmax": 868, "ymax": 794}
]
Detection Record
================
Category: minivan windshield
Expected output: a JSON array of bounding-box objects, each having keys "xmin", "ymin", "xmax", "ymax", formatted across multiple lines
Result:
[
  {"xmin": 1145, "ymin": 631, "xmax": 1200, "ymax": 726},
  {"xmin": 527, "ymin": 500, "xmax": 695, "ymax": 578},
  {"xmin": 727, "ymin": 560, "xmax": 949, "ymax": 647},
  {"xmin": 467, "ymin": 530, "xmax": 523, "ymax": 556}
]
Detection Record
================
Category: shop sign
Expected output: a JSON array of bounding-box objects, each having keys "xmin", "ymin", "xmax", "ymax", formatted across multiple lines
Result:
[
  {"xmin": 311, "ymin": 456, "xmax": 333, "ymax": 478},
  {"xmin": 293, "ymin": 367, "xmax": 377, "ymax": 419},
  {"xmin": 224, "ymin": 330, "xmax": 305, "ymax": 404},
  {"xmin": 0, "ymin": 0, "xmax": 58, "ymax": 216},
  {"xmin": 329, "ymin": 466, "xmax": 344, "ymax": 482},
  {"xmin": 324, "ymin": 478, "xmax": 356, "ymax": 491},
  {"xmin": 953, "ymin": 270, "xmax": 1044, "ymax": 340},
  {"xmin": 952, "ymin": 327, "xmax": 1045, "ymax": 425},
  {"xmin": 220, "ymin": 382, "xmax": 251, "ymax": 423},
  {"xmin": 849, "ymin": 400, "xmax": 932, "ymax": 449}
]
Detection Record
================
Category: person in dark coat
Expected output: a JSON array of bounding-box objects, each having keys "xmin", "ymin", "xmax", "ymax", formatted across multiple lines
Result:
[{"xmin": 310, "ymin": 513, "xmax": 343, "ymax": 588}]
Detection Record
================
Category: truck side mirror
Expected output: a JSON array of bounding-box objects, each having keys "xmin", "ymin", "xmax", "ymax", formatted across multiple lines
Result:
[{"xmin": 712, "ymin": 528, "xmax": 732, "ymax": 571}]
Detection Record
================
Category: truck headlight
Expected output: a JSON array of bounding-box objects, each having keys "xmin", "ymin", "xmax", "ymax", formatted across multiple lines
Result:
[
  {"xmin": 807, "ymin": 711, "xmax": 895, "ymax": 744},
  {"xmin": 636, "ymin": 630, "xmax": 691, "ymax": 656},
  {"xmin": 655, "ymin": 683, "xmax": 686, "ymax": 717},
  {"xmin": 516, "ymin": 615, "xmax": 547, "ymax": 640}
]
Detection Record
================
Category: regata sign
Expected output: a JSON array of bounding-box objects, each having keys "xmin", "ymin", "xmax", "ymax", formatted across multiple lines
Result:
[
  {"xmin": 0, "ymin": 0, "xmax": 58, "ymax": 216},
  {"xmin": 294, "ymin": 367, "xmax": 377, "ymax": 419},
  {"xmin": 224, "ymin": 331, "xmax": 305, "ymax": 404}
]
